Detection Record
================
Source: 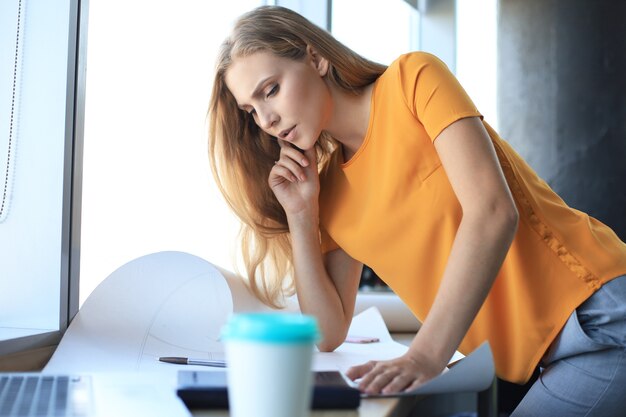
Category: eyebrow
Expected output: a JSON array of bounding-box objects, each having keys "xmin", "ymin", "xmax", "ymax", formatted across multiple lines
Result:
[{"xmin": 237, "ymin": 76, "xmax": 272, "ymax": 110}]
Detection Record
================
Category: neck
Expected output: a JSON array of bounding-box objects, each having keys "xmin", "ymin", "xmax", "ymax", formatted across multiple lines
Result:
[{"xmin": 323, "ymin": 83, "xmax": 374, "ymax": 161}]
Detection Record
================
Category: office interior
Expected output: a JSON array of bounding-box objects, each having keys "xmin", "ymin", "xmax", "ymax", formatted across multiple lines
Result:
[{"xmin": 1, "ymin": 0, "xmax": 624, "ymax": 416}]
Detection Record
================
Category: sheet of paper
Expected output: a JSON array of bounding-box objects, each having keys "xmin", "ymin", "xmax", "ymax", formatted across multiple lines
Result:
[
  {"xmin": 314, "ymin": 306, "xmax": 408, "ymax": 371},
  {"xmin": 45, "ymin": 251, "xmax": 236, "ymax": 373},
  {"xmin": 316, "ymin": 307, "xmax": 493, "ymax": 396},
  {"xmin": 361, "ymin": 342, "xmax": 494, "ymax": 397}
]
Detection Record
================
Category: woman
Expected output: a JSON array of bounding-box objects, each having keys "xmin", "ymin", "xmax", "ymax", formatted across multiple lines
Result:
[{"xmin": 208, "ymin": 6, "xmax": 626, "ymax": 416}]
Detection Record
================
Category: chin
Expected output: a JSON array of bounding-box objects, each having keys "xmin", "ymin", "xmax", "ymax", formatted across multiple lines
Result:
[
  {"xmin": 292, "ymin": 137, "xmax": 315, "ymax": 152},
  {"xmin": 297, "ymin": 142, "xmax": 317, "ymax": 152}
]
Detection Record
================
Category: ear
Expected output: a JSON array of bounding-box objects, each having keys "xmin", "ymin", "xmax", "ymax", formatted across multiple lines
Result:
[{"xmin": 306, "ymin": 45, "xmax": 329, "ymax": 77}]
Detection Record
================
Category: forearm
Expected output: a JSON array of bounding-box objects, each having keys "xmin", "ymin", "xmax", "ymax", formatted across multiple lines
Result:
[
  {"xmin": 409, "ymin": 208, "xmax": 518, "ymax": 368},
  {"xmin": 287, "ymin": 211, "xmax": 351, "ymax": 351},
  {"xmin": 266, "ymin": 143, "xmax": 355, "ymax": 350}
]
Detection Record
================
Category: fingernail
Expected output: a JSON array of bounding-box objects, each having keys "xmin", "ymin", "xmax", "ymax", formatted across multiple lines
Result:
[
  {"xmin": 301, "ymin": 158, "xmax": 309, "ymax": 166},
  {"xmin": 300, "ymin": 174, "xmax": 306, "ymax": 181}
]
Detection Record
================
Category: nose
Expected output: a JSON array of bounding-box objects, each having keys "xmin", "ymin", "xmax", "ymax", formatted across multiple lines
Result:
[{"xmin": 258, "ymin": 108, "xmax": 279, "ymax": 131}]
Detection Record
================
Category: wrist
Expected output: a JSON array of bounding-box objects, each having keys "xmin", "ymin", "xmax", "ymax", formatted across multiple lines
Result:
[
  {"xmin": 407, "ymin": 336, "xmax": 453, "ymax": 371},
  {"xmin": 286, "ymin": 208, "xmax": 319, "ymax": 230},
  {"xmin": 401, "ymin": 344, "xmax": 449, "ymax": 381}
]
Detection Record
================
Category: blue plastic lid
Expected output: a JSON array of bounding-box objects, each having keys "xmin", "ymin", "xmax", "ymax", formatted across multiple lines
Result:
[{"xmin": 221, "ymin": 313, "xmax": 320, "ymax": 344}]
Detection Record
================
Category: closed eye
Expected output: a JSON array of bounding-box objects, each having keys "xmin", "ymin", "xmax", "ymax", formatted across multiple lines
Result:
[{"xmin": 266, "ymin": 84, "xmax": 279, "ymax": 98}]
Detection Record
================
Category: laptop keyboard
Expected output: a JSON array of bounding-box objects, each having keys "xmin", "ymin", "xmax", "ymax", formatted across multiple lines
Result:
[{"xmin": 0, "ymin": 375, "xmax": 91, "ymax": 417}]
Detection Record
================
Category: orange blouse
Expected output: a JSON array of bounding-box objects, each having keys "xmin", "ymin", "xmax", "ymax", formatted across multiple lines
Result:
[{"xmin": 318, "ymin": 52, "xmax": 626, "ymax": 383}]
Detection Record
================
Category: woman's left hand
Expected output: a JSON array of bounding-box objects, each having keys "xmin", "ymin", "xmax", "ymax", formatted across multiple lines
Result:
[{"xmin": 345, "ymin": 350, "xmax": 445, "ymax": 395}]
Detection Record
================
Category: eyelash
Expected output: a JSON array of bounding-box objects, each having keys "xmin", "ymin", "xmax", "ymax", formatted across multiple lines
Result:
[
  {"xmin": 246, "ymin": 84, "xmax": 279, "ymax": 116},
  {"xmin": 266, "ymin": 84, "xmax": 278, "ymax": 98}
]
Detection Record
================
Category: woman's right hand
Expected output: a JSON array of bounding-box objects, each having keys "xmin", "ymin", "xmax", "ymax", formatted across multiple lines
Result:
[{"xmin": 268, "ymin": 138, "xmax": 320, "ymax": 219}]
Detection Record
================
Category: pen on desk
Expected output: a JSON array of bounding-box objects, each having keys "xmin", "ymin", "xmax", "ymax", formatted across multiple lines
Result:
[{"xmin": 159, "ymin": 357, "xmax": 227, "ymax": 368}]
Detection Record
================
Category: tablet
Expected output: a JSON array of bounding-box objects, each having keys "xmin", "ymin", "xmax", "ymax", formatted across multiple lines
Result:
[{"xmin": 176, "ymin": 370, "xmax": 361, "ymax": 410}]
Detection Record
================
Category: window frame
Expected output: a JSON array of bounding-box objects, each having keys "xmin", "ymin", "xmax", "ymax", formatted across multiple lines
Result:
[{"xmin": 0, "ymin": 0, "xmax": 87, "ymax": 357}]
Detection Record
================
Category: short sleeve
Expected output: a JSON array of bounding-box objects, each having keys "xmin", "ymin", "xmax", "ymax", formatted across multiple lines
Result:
[
  {"xmin": 320, "ymin": 227, "xmax": 339, "ymax": 254},
  {"xmin": 396, "ymin": 52, "xmax": 482, "ymax": 141}
]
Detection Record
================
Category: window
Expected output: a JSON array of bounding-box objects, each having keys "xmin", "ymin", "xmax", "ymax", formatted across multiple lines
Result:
[
  {"xmin": 80, "ymin": 0, "xmax": 263, "ymax": 305},
  {"xmin": 455, "ymin": 0, "xmax": 498, "ymax": 129},
  {"xmin": 331, "ymin": 0, "xmax": 419, "ymax": 65},
  {"xmin": 0, "ymin": 0, "xmax": 85, "ymax": 355}
]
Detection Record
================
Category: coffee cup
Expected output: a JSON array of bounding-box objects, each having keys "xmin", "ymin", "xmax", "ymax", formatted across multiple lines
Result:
[{"xmin": 221, "ymin": 313, "xmax": 320, "ymax": 417}]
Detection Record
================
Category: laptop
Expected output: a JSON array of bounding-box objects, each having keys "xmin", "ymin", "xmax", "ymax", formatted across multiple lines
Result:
[
  {"xmin": 0, "ymin": 372, "xmax": 192, "ymax": 417},
  {"xmin": 0, "ymin": 374, "xmax": 92, "ymax": 417}
]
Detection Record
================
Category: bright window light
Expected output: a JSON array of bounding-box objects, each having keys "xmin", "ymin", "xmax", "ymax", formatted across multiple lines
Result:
[
  {"xmin": 455, "ymin": 0, "xmax": 499, "ymax": 129},
  {"xmin": 332, "ymin": 0, "xmax": 419, "ymax": 65},
  {"xmin": 80, "ymin": 1, "xmax": 262, "ymax": 305}
]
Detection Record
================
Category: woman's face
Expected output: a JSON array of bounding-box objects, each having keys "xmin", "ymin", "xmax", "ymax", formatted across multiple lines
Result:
[{"xmin": 225, "ymin": 49, "xmax": 332, "ymax": 151}]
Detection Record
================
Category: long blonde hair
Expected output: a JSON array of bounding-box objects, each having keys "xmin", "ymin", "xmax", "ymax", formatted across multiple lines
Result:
[{"xmin": 208, "ymin": 6, "xmax": 386, "ymax": 307}]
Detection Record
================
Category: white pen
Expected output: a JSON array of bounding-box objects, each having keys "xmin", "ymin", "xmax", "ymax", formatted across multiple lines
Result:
[{"xmin": 158, "ymin": 356, "xmax": 227, "ymax": 368}]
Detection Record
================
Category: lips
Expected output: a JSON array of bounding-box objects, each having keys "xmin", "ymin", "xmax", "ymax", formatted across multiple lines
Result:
[{"xmin": 279, "ymin": 125, "xmax": 296, "ymax": 140}]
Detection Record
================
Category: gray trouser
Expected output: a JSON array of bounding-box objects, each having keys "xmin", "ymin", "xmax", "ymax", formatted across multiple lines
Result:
[{"xmin": 511, "ymin": 274, "xmax": 626, "ymax": 417}]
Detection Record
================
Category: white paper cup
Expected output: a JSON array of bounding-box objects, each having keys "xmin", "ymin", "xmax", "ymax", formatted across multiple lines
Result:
[{"xmin": 222, "ymin": 313, "xmax": 320, "ymax": 417}]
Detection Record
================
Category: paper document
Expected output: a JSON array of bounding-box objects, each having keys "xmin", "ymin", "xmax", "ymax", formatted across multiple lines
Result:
[
  {"xmin": 46, "ymin": 251, "xmax": 494, "ymax": 403},
  {"xmin": 45, "ymin": 252, "xmax": 235, "ymax": 373},
  {"xmin": 314, "ymin": 306, "xmax": 407, "ymax": 371},
  {"xmin": 356, "ymin": 342, "xmax": 494, "ymax": 397},
  {"xmin": 316, "ymin": 306, "xmax": 494, "ymax": 396}
]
